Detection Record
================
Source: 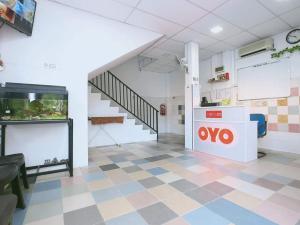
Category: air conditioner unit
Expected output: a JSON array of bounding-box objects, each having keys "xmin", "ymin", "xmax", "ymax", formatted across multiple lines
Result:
[{"xmin": 239, "ymin": 38, "xmax": 274, "ymax": 58}]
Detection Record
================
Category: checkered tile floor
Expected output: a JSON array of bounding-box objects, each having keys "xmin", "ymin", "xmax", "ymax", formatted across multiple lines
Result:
[{"xmin": 14, "ymin": 134, "xmax": 300, "ymax": 225}]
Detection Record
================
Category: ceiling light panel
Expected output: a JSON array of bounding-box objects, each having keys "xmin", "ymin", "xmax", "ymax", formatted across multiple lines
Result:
[{"xmin": 190, "ymin": 14, "xmax": 241, "ymax": 39}]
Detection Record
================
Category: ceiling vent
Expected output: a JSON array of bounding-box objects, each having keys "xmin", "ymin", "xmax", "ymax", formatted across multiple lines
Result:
[{"xmin": 239, "ymin": 38, "xmax": 274, "ymax": 58}]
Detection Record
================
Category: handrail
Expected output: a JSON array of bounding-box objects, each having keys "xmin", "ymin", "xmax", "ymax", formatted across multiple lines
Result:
[
  {"xmin": 88, "ymin": 71, "xmax": 159, "ymax": 136},
  {"xmin": 107, "ymin": 71, "xmax": 158, "ymax": 111}
]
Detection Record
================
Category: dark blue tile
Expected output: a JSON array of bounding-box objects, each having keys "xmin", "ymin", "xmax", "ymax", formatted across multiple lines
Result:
[{"xmin": 206, "ymin": 198, "xmax": 278, "ymax": 225}]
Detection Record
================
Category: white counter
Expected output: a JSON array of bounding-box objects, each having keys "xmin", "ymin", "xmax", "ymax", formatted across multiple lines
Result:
[{"xmin": 193, "ymin": 106, "xmax": 257, "ymax": 162}]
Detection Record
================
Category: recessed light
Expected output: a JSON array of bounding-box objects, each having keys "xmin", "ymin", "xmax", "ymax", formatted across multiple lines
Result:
[{"xmin": 210, "ymin": 26, "xmax": 223, "ymax": 34}]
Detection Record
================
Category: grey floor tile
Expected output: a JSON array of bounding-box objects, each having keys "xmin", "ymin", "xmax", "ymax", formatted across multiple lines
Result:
[
  {"xmin": 33, "ymin": 180, "xmax": 61, "ymax": 193},
  {"xmin": 100, "ymin": 164, "xmax": 120, "ymax": 171},
  {"xmin": 62, "ymin": 183, "xmax": 89, "ymax": 197},
  {"xmin": 123, "ymin": 166, "xmax": 142, "ymax": 173},
  {"xmin": 254, "ymin": 178, "xmax": 284, "ymax": 191},
  {"xmin": 24, "ymin": 199, "xmax": 63, "ymax": 224},
  {"xmin": 139, "ymin": 177, "xmax": 164, "ymax": 189},
  {"xmin": 186, "ymin": 188, "xmax": 219, "ymax": 204},
  {"xmin": 202, "ymin": 182, "xmax": 234, "ymax": 196},
  {"xmin": 289, "ymin": 180, "xmax": 300, "ymax": 189},
  {"xmin": 138, "ymin": 203, "xmax": 177, "ymax": 225},
  {"xmin": 170, "ymin": 179, "xmax": 198, "ymax": 193},
  {"xmin": 64, "ymin": 205, "xmax": 103, "ymax": 225}
]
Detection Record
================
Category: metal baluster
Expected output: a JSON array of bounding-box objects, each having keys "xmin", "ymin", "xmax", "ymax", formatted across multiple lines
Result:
[
  {"xmin": 104, "ymin": 72, "xmax": 106, "ymax": 93},
  {"xmin": 115, "ymin": 77, "xmax": 117, "ymax": 102}
]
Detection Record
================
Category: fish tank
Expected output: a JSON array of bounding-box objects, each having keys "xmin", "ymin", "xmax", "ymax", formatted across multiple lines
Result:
[{"xmin": 0, "ymin": 83, "xmax": 68, "ymax": 121}]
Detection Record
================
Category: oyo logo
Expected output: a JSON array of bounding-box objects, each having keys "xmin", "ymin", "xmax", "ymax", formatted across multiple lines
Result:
[{"xmin": 198, "ymin": 127, "xmax": 234, "ymax": 145}]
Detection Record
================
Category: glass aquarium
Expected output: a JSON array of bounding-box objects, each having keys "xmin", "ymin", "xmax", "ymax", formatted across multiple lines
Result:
[{"xmin": 0, "ymin": 83, "xmax": 68, "ymax": 121}]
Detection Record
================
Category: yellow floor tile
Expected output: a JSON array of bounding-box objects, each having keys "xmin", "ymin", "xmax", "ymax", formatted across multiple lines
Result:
[
  {"xmin": 87, "ymin": 179, "xmax": 113, "ymax": 191},
  {"xmin": 97, "ymin": 197, "xmax": 135, "ymax": 221},
  {"xmin": 223, "ymin": 190, "xmax": 262, "ymax": 210},
  {"xmin": 162, "ymin": 193, "xmax": 201, "ymax": 215}
]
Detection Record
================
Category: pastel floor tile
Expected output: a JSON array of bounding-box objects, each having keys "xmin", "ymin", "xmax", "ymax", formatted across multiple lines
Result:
[
  {"xmin": 185, "ymin": 187, "xmax": 219, "ymax": 204},
  {"xmin": 128, "ymin": 171, "xmax": 152, "ymax": 180},
  {"xmin": 100, "ymin": 164, "xmax": 120, "ymax": 171},
  {"xmin": 263, "ymin": 173, "xmax": 293, "ymax": 185},
  {"xmin": 223, "ymin": 190, "xmax": 262, "ymax": 210},
  {"xmin": 147, "ymin": 167, "xmax": 168, "ymax": 176},
  {"xmin": 11, "ymin": 134, "xmax": 300, "ymax": 225},
  {"xmin": 24, "ymin": 200, "xmax": 63, "ymax": 224},
  {"xmin": 254, "ymin": 178, "xmax": 284, "ymax": 191},
  {"xmin": 30, "ymin": 188, "xmax": 62, "ymax": 205},
  {"xmin": 278, "ymin": 186, "xmax": 300, "ymax": 201},
  {"xmin": 116, "ymin": 161, "xmax": 135, "ymax": 168},
  {"xmin": 83, "ymin": 172, "xmax": 106, "ymax": 182},
  {"xmin": 106, "ymin": 170, "xmax": 132, "ymax": 185},
  {"xmin": 61, "ymin": 176, "xmax": 85, "ymax": 187},
  {"xmin": 164, "ymin": 217, "xmax": 189, "ymax": 225},
  {"xmin": 64, "ymin": 205, "xmax": 104, "ymax": 225},
  {"xmin": 33, "ymin": 180, "xmax": 61, "ymax": 193},
  {"xmin": 127, "ymin": 190, "xmax": 158, "ymax": 209},
  {"xmin": 236, "ymin": 172, "xmax": 258, "ymax": 183},
  {"xmin": 184, "ymin": 207, "xmax": 231, "ymax": 225},
  {"xmin": 116, "ymin": 181, "xmax": 144, "ymax": 196},
  {"xmin": 187, "ymin": 165, "xmax": 209, "ymax": 174},
  {"xmin": 206, "ymin": 198, "xmax": 277, "ymax": 225},
  {"xmin": 170, "ymin": 179, "xmax": 198, "ymax": 193},
  {"xmin": 269, "ymin": 193, "xmax": 300, "ymax": 212},
  {"xmin": 138, "ymin": 202, "xmax": 177, "ymax": 225},
  {"xmin": 92, "ymin": 187, "xmax": 122, "ymax": 203},
  {"xmin": 139, "ymin": 177, "xmax": 164, "ymax": 188},
  {"xmin": 148, "ymin": 184, "xmax": 182, "ymax": 200},
  {"xmin": 157, "ymin": 172, "xmax": 182, "ymax": 183},
  {"xmin": 25, "ymin": 215, "xmax": 64, "ymax": 225},
  {"xmin": 63, "ymin": 192, "xmax": 95, "ymax": 213},
  {"xmin": 123, "ymin": 166, "xmax": 142, "ymax": 173},
  {"xmin": 105, "ymin": 212, "xmax": 148, "ymax": 225},
  {"xmin": 162, "ymin": 192, "xmax": 201, "ymax": 215},
  {"xmin": 203, "ymin": 182, "xmax": 234, "ymax": 196},
  {"xmin": 289, "ymin": 180, "xmax": 300, "ymax": 189},
  {"xmin": 62, "ymin": 183, "xmax": 88, "ymax": 197},
  {"xmin": 87, "ymin": 178, "xmax": 114, "ymax": 191},
  {"xmin": 97, "ymin": 197, "xmax": 135, "ymax": 221},
  {"xmin": 255, "ymin": 201, "xmax": 300, "ymax": 225}
]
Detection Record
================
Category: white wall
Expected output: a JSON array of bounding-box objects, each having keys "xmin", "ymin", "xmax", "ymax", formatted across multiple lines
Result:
[
  {"xmin": 110, "ymin": 58, "xmax": 185, "ymax": 134},
  {"xmin": 0, "ymin": 0, "xmax": 161, "ymax": 167},
  {"xmin": 198, "ymin": 28, "xmax": 300, "ymax": 154}
]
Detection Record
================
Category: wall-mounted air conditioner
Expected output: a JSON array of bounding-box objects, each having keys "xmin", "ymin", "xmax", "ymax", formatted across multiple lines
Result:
[{"xmin": 238, "ymin": 38, "xmax": 274, "ymax": 58}]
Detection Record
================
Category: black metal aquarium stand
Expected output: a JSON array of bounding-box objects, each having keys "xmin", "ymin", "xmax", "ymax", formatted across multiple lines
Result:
[{"xmin": 0, "ymin": 119, "xmax": 73, "ymax": 177}]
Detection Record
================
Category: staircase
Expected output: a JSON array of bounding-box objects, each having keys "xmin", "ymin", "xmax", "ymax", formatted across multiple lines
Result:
[{"xmin": 88, "ymin": 71, "xmax": 159, "ymax": 146}]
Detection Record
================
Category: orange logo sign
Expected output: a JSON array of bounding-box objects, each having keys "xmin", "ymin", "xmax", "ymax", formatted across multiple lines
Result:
[{"xmin": 198, "ymin": 127, "xmax": 234, "ymax": 145}]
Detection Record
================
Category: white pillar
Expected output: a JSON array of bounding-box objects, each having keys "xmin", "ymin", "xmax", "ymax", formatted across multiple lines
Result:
[{"xmin": 185, "ymin": 42, "xmax": 200, "ymax": 149}]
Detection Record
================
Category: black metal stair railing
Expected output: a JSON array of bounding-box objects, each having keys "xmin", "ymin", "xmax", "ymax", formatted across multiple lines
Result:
[{"xmin": 89, "ymin": 71, "xmax": 159, "ymax": 136}]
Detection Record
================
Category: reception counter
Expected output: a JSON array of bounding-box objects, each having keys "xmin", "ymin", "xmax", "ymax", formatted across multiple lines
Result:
[{"xmin": 193, "ymin": 106, "xmax": 257, "ymax": 162}]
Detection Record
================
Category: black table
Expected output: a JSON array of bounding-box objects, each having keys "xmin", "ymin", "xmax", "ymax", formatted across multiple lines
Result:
[{"xmin": 0, "ymin": 119, "xmax": 73, "ymax": 177}]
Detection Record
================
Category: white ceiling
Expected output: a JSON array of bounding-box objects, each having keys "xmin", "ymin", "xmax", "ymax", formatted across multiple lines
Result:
[{"xmin": 54, "ymin": 0, "xmax": 300, "ymax": 70}]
